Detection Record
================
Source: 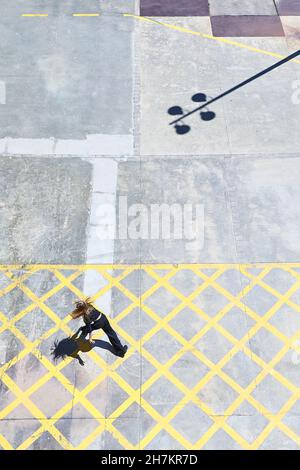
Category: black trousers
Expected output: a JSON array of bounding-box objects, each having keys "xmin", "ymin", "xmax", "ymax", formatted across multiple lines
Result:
[{"xmin": 81, "ymin": 314, "xmax": 125, "ymax": 354}]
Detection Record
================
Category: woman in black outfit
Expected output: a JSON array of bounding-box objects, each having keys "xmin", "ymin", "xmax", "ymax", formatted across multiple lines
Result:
[{"xmin": 71, "ymin": 298, "xmax": 128, "ymax": 358}]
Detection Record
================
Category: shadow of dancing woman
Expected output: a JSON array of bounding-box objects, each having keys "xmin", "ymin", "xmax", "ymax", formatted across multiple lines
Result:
[{"xmin": 51, "ymin": 332, "xmax": 120, "ymax": 366}]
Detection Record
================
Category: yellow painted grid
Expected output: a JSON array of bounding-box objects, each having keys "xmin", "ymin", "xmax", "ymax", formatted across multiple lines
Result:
[{"xmin": 1, "ymin": 264, "xmax": 300, "ymax": 449}]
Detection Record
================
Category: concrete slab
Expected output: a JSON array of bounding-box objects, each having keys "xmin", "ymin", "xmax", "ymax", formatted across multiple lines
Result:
[
  {"xmin": 114, "ymin": 157, "xmax": 236, "ymax": 263},
  {"xmin": 227, "ymin": 401, "xmax": 269, "ymax": 445},
  {"xmin": 259, "ymin": 428, "xmax": 300, "ymax": 449},
  {"xmin": 209, "ymin": 0, "xmax": 278, "ymax": 16},
  {"xmin": 281, "ymin": 16, "xmax": 300, "ymax": 50},
  {"xmin": 226, "ymin": 156, "xmax": 300, "ymax": 262},
  {"xmin": 138, "ymin": 18, "xmax": 230, "ymax": 156},
  {"xmin": 114, "ymin": 155, "xmax": 300, "ymax": 263},
  {"xmin": 0, "ymin": 15, "xmax": 133, "ymax": 140},
  {"xmin": 138, "ymin": 18, "xmax": 300, "ymax": 155},
  {"xmin": 202, "ymin": 429, "xmax": 243, "ymax": 449},
  {"xmin": 0, "ymin": 156, "xmax": 92, "ymax": 263},
  {"xmin": 0, "ymin": 412, "xmax": 40, "ymax": 449}
]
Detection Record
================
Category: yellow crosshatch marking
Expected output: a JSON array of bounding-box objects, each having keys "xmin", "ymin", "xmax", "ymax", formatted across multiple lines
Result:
[{"xmin": 1, "ymin": 264, "xmax": 300, "ymax": 449}]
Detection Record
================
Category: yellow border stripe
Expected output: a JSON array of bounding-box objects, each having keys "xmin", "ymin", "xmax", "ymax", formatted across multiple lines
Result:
[
  {"xmin": 124, "ymin": 14, "xmax": 300, "ymax": 65},
  {"xmin": 72, "ymin": 13, "xmax": 100, "ymax": 17},
  {"xmin": 22, "ymin": 14, "xmax": 49, "ymax": 17}
]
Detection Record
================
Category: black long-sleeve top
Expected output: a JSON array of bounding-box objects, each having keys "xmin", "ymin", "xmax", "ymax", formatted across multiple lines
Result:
[{"xmin": 83, "ymin": 308, "xmax": 102, "ymax": 333}]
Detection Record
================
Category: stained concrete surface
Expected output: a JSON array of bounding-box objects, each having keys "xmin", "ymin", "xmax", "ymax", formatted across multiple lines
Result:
[
  {"xmin": 1, "ymin": 1, "xmax": 135, "ymax": 16},
  {"xmin": 114, "ymin": 158, "xmax": 237, "ymax": 263},
  {"xmin": 138, "ymin": 18, "xmax": 300, "ymax": 155},
  {"xmin": 1, "ymin": 1, "xmax": 300, "ymax": 451},
  {"xmin": 0, "ymin": 14, "xmax": 133, "ymax": 139},
  {"xmin": 114, "ymin": 156, "xmax": 300, "ymax": 263},
  {"xmin": 0, "ymin": 157, "xmax": 92, "ymax": 263}
]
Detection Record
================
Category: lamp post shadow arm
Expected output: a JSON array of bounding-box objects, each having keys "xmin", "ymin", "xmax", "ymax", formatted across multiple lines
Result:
[{"xmin": 169, "ymin": 49, "xmax": 300, "ymax": 126}]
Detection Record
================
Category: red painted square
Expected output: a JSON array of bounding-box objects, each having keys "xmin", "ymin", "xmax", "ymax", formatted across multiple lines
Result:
[
  {"xmin": 211, "ymin": 15, "xmax": 285, "ymax": 37},
  {"xmin": 275, "ymin": 0, "xmax": 300, "ymax": 15},
  {"xmin": 140, "ymin": 0, "xmax": 210, "ymax": 17}
]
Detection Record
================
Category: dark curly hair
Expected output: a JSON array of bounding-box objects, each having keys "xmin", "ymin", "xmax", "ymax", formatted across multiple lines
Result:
[{"xmin": 51, "ymin": 337, "xmax": 78, "ymax": 362}]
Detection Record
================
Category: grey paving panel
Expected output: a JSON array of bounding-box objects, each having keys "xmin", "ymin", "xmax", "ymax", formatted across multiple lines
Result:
[
  {"xmin": 138, "ymin": 18, "xmax": 299, "ymax": 155},
  {"xmin": 209, "ymin": 0, "xmax": 278, "ymax": 16},
  {"xmin": 114, "ymin": 158, "xmax": 237, "ymax": 263},
  {"xmin": 0, "ymin": 15, "xmax": 133, "ymax": 139},
  {"xmin": 226, "ymin": 156, "xmax": 300, "ymax": 262},
  {"xmin": 0, "ymin": 157, "xmax": 92, "ymax": 263}
]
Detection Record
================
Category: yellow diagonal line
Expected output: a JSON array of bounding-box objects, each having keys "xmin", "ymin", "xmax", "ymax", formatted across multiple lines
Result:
[
  {"xmin": 0, "ymin": 433, "xmax": 14, "ymax": 450},
  {"xmin": 0, "ymin": 268, "xmax": 35, "ymax": 297},
  {"xmin": 124, "ymin": 14, "xmax": 300, "ymax": 65}
]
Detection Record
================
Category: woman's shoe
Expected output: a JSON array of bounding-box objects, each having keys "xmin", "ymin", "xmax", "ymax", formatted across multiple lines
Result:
[{"xmin": 115, "ymin": 345, "xmax": 128, "ymax": 357}]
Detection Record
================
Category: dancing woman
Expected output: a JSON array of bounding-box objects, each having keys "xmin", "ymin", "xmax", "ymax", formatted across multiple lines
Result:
[{"xmin": 71, "ymin": 298, "xmax": 128, "ymax": 357}]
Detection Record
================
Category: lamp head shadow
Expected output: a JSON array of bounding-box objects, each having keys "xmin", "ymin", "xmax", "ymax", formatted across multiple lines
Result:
[{"xmin": 168, "ymin": 92, "xmax": 216, "ymax": 135}]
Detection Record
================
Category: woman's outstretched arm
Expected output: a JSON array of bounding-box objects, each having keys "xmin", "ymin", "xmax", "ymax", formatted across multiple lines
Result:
[{"xmin": 71, "ymin": 352, "xmax": 85, "ymax": 366}]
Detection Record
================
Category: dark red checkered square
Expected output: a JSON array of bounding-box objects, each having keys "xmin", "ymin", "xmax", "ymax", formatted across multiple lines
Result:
[
  {"xmin": 211, "ymin": 15, "xmax": 285, "ymax": 37},
  {"xmin": 140, "ymin": 0, "xmax": 209, "ymax": 17}
]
